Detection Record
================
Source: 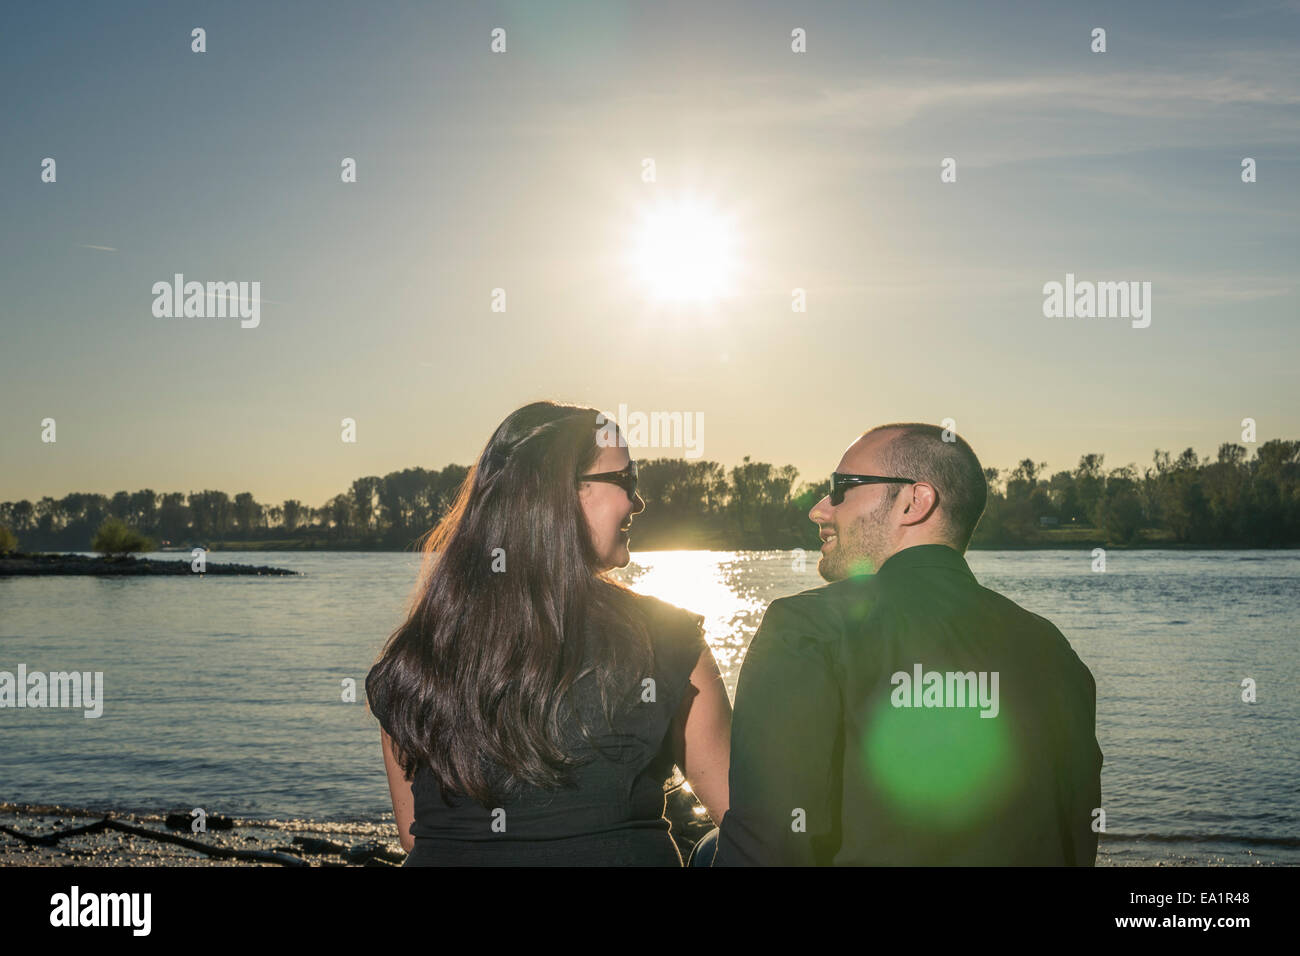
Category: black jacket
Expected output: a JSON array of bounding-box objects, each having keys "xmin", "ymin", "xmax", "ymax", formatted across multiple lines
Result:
[{"xmin": 714, "ymin": 544, "xmax": 1103, "ymax": 866}]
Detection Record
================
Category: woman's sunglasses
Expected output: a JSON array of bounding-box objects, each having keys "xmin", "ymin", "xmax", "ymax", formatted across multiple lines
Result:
[
  {"xmin": 829, "ymin": 472, "xmax": 916, "ymax": 506},
  {"xmin": 579, "ymin": 460, "xmax": 639, "ymax": 501}
]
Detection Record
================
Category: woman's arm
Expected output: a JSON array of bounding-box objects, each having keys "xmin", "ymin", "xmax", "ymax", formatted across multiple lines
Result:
[
  {"xmin": 670, "ymin": 647, "xmax": 732, "ymax": 824},
  {"xmin": 380, "ymin": 728, "xmax": 416, "ymax": 854}
]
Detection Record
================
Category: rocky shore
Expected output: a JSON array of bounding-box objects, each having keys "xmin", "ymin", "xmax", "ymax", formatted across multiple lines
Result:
[
  {"xmin": 0, "ymin": 789, "xmax": 714, "ymax": 867},
  {"xmin": 0, "ymin": 804, "xmax": 404, "ymax": 867},
  {"xmin": 0, "ymin": 553, "xmax": 297, "ymax": 576}
]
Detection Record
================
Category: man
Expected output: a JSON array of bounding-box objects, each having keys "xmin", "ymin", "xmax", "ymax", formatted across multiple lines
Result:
[{"xmin": 711, "ymin": 423, "xmax": 1103, "ymax": 865}]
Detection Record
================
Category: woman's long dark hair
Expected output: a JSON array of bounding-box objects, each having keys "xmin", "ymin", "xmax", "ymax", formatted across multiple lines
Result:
[{"xmin": 367, "ymin": 401, "xmax": 653, "ymax": 806}]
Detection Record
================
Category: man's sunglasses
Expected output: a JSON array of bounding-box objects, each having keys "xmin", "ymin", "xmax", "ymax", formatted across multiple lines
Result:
[
  {"xmin": 829, "ymin": 472, "xmax": 916, "ymax": 506},
  {"xmin": 579, "ymin": 460, "xmax": 639, "ymax": 501}
]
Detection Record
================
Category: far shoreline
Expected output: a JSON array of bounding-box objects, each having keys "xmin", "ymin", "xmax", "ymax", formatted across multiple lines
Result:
[
  {"xmin": 0, "ymin": 553, "xmax": 298, "ymax": 577},
  {"xmin": 143, "ymin": 540, "xmax": 1300, "ymax": 553}
]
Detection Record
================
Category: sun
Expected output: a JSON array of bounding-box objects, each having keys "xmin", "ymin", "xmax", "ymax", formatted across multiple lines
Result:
[{"xmin": 629, "ymin": 197, "xmax": 739, "ymax": 304}]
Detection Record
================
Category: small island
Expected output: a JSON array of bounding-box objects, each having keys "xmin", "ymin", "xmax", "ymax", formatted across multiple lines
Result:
[
  {"xmin": 0, "ymin": 517, "xmax": 296, "ymax": 576},
  {"xmin": 0, "ymin": 552, "xmax": 297, "ymax": 577}
]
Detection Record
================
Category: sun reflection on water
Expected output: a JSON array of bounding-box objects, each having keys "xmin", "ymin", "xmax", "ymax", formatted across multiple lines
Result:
[{"xmin": 613, "ymin": 550, "xmax": 789, "ymax": 697}]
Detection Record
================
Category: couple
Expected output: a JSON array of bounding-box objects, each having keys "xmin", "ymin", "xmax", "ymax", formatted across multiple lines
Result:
[{"xmin": 365, "ymin": 400, "xmax": 1103, "ymax": 866}]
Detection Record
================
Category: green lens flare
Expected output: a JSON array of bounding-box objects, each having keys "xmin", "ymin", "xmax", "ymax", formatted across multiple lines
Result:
[
  {"xmin": 847, "ymin": 557, "xmax": 875, "ymax": 577},
  {"xmin": 861, "ymin": 695, "xmax": 1016, "ymax": 829}
]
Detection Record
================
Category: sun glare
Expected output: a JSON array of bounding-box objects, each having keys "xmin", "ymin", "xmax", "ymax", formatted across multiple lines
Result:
[{"xmin": 630, "ymin": 198, "xmax": 739, "ymax": 303}]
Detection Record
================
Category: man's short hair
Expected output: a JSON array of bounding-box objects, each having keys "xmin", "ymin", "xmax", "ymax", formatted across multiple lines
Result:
[{"xmin": 866, "ymin": 423, "xmax": 987, "ymax": 551}]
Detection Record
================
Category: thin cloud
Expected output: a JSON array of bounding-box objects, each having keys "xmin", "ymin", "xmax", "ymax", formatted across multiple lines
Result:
[
  {"xmin": 78, "ymin": 243, "xmax": 117, "ymax": 252},
  {"xmin": 535, "ymin": 56, "xmax": 1300, "ymax": 174},
  {"xmin": 542, "ymin": 50, "xmax": 1300, "ymax": 139},
  {"xmin": 200, "ymin": 288, "xmax": 286, "ymax": 307},
  {"xmin": 707, "ymin": 62, "xmax": 1300, "ymax": 129}
]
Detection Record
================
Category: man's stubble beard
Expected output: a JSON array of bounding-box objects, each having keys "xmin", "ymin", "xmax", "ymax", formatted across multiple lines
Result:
[{"xmin": 818, "ymin": 492, "xmax": 895, "ymax": 582}]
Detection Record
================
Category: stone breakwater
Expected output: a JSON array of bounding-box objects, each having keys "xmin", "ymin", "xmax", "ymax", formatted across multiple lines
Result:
[
  {"xmin": 0, "ymin": 788, "xmax": 715, "ymax": 867},
  {"xmin": 0, "ymin": 553, "xmax": 297, "ymax": 576},
  {"xmin": 0, "ymin": 804, "xmax": 402, "ymax": 867}
]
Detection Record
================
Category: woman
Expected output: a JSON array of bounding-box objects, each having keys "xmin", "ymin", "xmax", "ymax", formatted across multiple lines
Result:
[{"xmin": 365, "ymin": 400, "xmax": 731, "ymax": 865}]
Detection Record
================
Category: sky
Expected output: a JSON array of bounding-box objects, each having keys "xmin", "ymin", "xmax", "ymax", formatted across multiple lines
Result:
[{"xmin": 1, "ymin": 0, "xmax": 1297, "ymax": 506}]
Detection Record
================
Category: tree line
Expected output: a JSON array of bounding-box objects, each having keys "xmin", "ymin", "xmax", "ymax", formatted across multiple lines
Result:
[
  {"xmin": 976, "ymin": 440, "xmax": 1300, "ymax": 547},
  {"xmin": 2, "ymin": 440, "xmax": 1297, "ymax": 553}
]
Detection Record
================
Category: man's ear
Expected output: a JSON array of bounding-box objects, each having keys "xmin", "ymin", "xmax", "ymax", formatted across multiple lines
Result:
[{"xmin": 900, "ymin": 482, "xmax": 938, "ymax": 526}]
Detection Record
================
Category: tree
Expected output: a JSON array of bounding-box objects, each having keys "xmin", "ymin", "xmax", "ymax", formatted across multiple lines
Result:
[
  {"xmin": 282, "ymin": 499, "xmax": 304, "ymax": 532},
  {"xmin": 233, "ymin": 492, "xmax": 262, "ymax": 535},
  {"xmin": 1096, "ymin": 489, "xmax": 1144, "ymax": 544},
  {"xmin": 327, "ymin": 494, "xmax": 354, "ymax": 538},
  {"xmin": 351, "ymin": 477, "xmax": 380, "ymax": 534},
  {"xmin": 1217, "ymin": 443, "xmax": 1248, "ymax": 467},
  {"xmin": 1255, "ymin": 439, "xmax": 1300, "ymax": 479},
  {"xmin": 729, "ymin": 457, "xmax": 768, "ymax": 535},
  {"xmin": 110, "ymin": 490, "xmax": 132, "ymax": 520},
  {"xmin": 157, "ymin": 492, "xmax": 190, "ymax": 542},
  {"xmin": 1047, "ymin": 470, "xmax": 1081, "ymax": 522},
  {"xmin": 0, "ymin": 525, "xmax": 17, "ymax": 554},
  {"xmin": 1153, "ymin": 448, "xmax": 1211, "ymax": 542},
  {"xmin": 1095, "ymin": 465, "xmax": 1144, "ymax": 544},
  {"xmin": 1009, "ymin": 459, "xmax": 1048, "ymax": 488},
  {"xmin": 130, "ymin": 489, "xmax": 159, "ymax": 532},
  {"xmin": 9, "ymin": 500, "xmax": 34, "ymax": 533},
  {"xmin": 91, "ymin": 517, "xmax": 154, "ymax": 556},
  {"xmin": 36, "ymin": 496, "xmax": 61, "ymax": 535},
  {"xmin": 188, "ymin": 490, "xmax": 232, "ymax": 538},
  {"xmin": 1073, "ymin": 454, "xmax": 1105, "ymax": 523}
]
